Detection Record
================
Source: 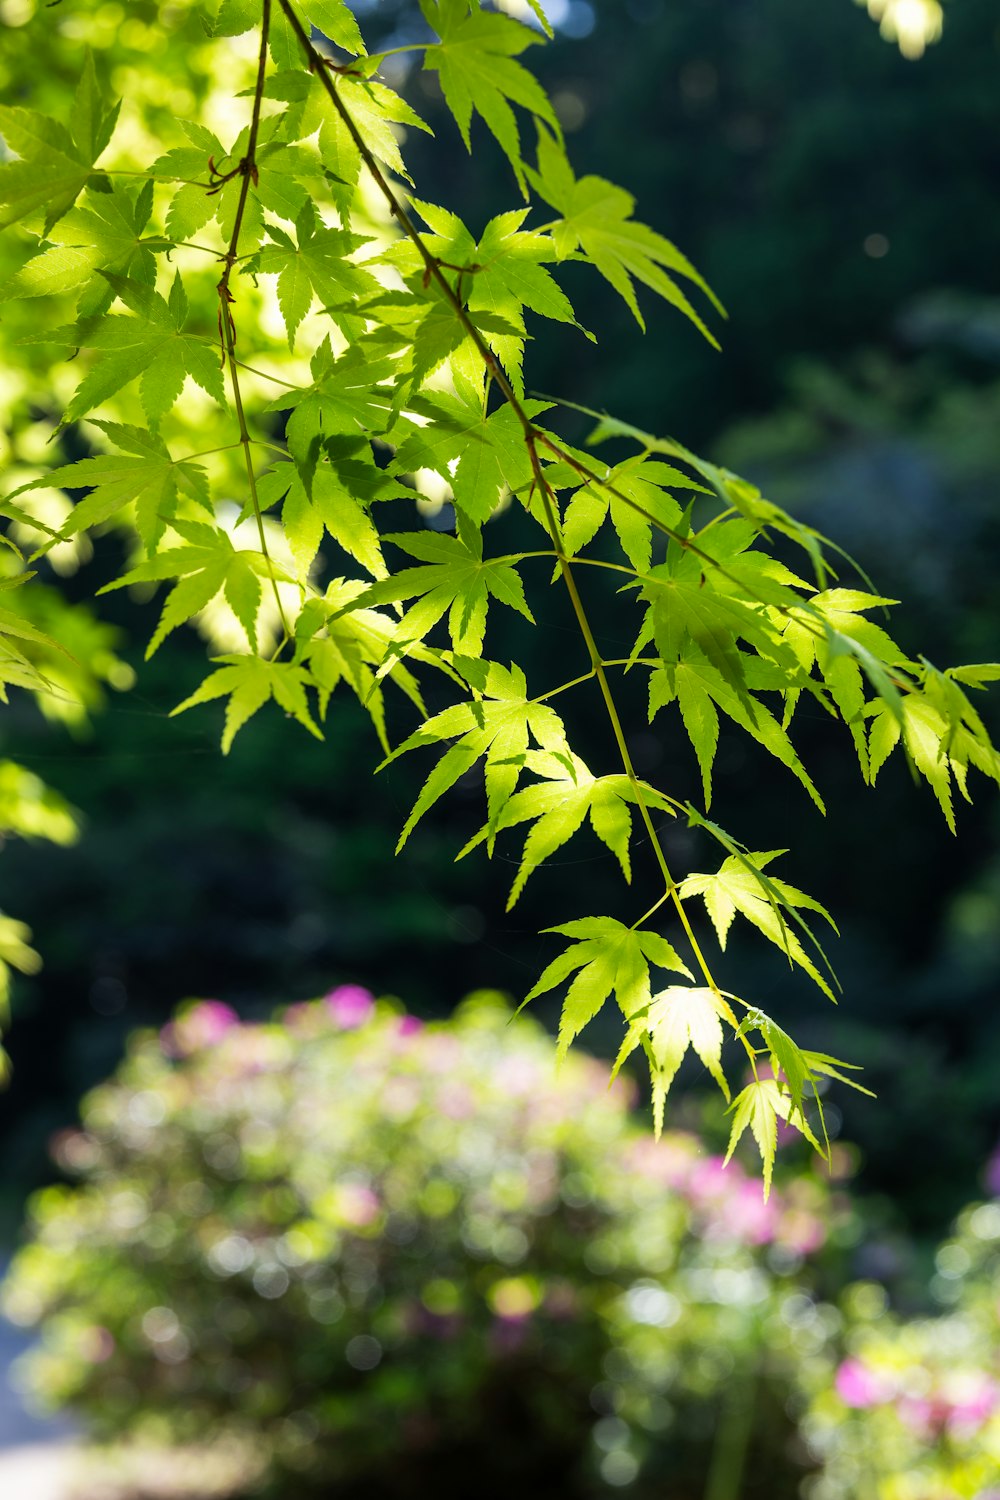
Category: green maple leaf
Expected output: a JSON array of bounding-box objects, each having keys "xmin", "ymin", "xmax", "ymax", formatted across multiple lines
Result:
[
  {"xmin": 154, "ymin": 119, "xmax": 327, "ymax": 251},
  {"xmin": 649, "ymin": 654, "xmax": 824, "ymax": 811},
  {"xmin": 613, "ymin": 985, "xmax": 736, "ymax": 1133},
  {"xmin": 100, "ymin": 519, "xmax": 284, "ymax": 657},
  {"xmin": 383, "ymin": 658, "xmax": 569, "ymax": 847},
  {"xmin": 27, "ymin": 272, "xmax": 226, "ymax": 431},
  {"xmin": 401, "ymin": 200, "xmax": 585, "ymax": 388},
  {"xmin": 780, "ymin": 589, "xmax": 910, "ymax": 778},
  {"xmin": 5, "ymin": 422, "xmax": 208, "ymax": 555},
  {"xmin": 267, "ymin": 338, "xmax": 400, "ymax": 453},
  {"xmin": 294, "ymin": 583, "xmax": 429, "ymax": 755},
  {"xmin": 256, "ymin": 457, "xmax": 387, "ymax": 582},
  {"xmin": 679, "ymin": 848, "xmax": 838, "ymax": 1001},
  {"xmin": 561, "ymin": 457, "xmax": 701, "ymax": 575},
  {"xmin": 395, "ymin": 392, "xmax": 545, "ymax": 523},
  {"xmin": 172, "ymin": 655, "xmax": 322, "ymax": 753},
  {"xmin": 868, "ymin": 672, "xmax": 1000, "ymax": 832},
  {"xmin": 637, "ymin": 547, "xmax": 796, "ymax": 697},
  {"xmin": 0, "ymin": 53, "xmax": 121, "ymax": 233},
  {"xmin": 525, "ymin": 916, "xmax": 692, "ymax": 1062},
  {"xmin": 247, "ymin": 203, "xmax": 378, "ymax": 348},
  {"xmin": 0, "ymin": 591, "xmax": 74, "ymax": 702},
  {"xmin": 354, "ymin": 528, "xmax": 533, "ymax": 663},
  {"xmin": 734, "ymin": 1004, "xmax": 873, "ymax": 1160},
  {"xmin": 0, "ymin": 182, "xmax": 158, "ymax": 317},
  {"xmin": 553, "ymin": 399, "xmax": 841, "ymax": 586},
  {"xmin": 458, "ymin": 748, "xmax": 675, "ymax": 907},
  {"xmin": 215, "ymin": 0, "xmax": 366, "ymax": 64},
  {"xmin": 527, "ymin": 127, "xmax": 723, "ymax": 340},
  {"xmin": 153, "ymin": 125, "xmax": 224, "ymax": 240},
  {"xmin": 319, "ymin": 74, "xmax": 430, "ymax": 197},
  {"xmin": 419, "ymin": 0, "xmax": 559, "ymax": 192},
  {"xmin": 724, "ymin": 1079, "xmax": 790, "ymax": 1199}
]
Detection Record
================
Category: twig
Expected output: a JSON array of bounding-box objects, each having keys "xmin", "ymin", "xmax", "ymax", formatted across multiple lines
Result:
[{"xmin": 216, "ymin": 0, "xmax": 292, "ymax": 648}]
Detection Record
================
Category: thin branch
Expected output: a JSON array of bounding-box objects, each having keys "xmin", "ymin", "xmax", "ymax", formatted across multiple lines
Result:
[{"xmin": 216, "ymin": 0, "xmax": 291, "ymax": 647}]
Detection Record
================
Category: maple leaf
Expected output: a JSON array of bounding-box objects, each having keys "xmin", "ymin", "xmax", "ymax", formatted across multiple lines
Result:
[
  {"xmin": 0, "ymin": 53, "xmax": 120, "ymax": 233},
  {"xmin": 679, "ymin": 848, "xmax": 838, "ymax": 1000},
  {"xmin": 0, "ymin": 182, "xmax": 159, "ymax": 318},
  {"xmin": 153, "ymin": 118, "xmax": 328, "ymax": 253},
  {"xmin": 26, "ymin": 272, "xmax": 226, "ymax": 431},
  {"xmin": 266, "ymin": 338, "xmax": 401, "ymax": 455},
  {"xmin": 5, "ymin": 422, "xmax": 208, "ymax": 555},
  {"xmin": 0, "ymin": 586, "xmax": 75, "ymax": 702},
  {"xmin": 561, "ymin": 457, "xmax": 702, "ymax": 575},
  {"xmin": 293, "ymin": 583, "xmax": 429, "ymax": 754},
  {"xmin": 397, "ymin": 200, "xmax": 585, "ymax": 389},
  {"xmin": 458, "ymin": 748, "xmax": 675, "ymax": 907},
  {"xmin": 637, "ymin": 547, "xmax": 797, "ymax": 700},
  {"xmin": 733, "ymin": 1003, "xmax": 874, "ymax": 1159},
  {"xmin": 382, "ymin": 658, "xmax": 569, "ymax": 847},
  {"xmin": 318, "ymin": 74, "xmax": 430, "ymax": 197},
  {"xmin": 613, "ymin": 985, "xmax": 736, "ymax": 1133},
  {"xmin": 528, "ymin": 126, "xmax": 724, "ymax": 339},
  {"xmin": 256, "ymin": 456, "xmax": 387, "ymax": 582},
  {"xmin": 395, "ymin": 392, "xmax": 546, "ymax": 523},
  {"xmin": 354, "ymin": 528, "xmax": 534, "ymax": 662},
  {"xmin": 214, "ymin": 0, "xmax": 367, "ymax": 67},
  {"xmin": 868, "ymin": 670, "xmax": 1000, "ymax": 832},
  {"xmin": 172, "ymin": 655, "xmax": 322, "ymax": 753},
  {"xmin": 525, "ymin": 917, "xmax": 692, "ymax": 1061},
  {"xmin": 419, "ymin": 0, "xmax": 560, "ymax": 192},
  {"xmin": 99, "ymin": 519, "xmax": 286, "ymax": 657},
  {"xmin": 649, "ymin": 653, "xmax": 824, "ymax": 811},
  {"xmin": 723, "ymin": 1080, "xmax": 787, "ymax": 1200},
  {"xmin": 246, "ymin": 203, "xmax": 379, "ymax": 349},
  {"xmin": 779, "ymin": 589, "xmax": 910, "ymax": 777}
]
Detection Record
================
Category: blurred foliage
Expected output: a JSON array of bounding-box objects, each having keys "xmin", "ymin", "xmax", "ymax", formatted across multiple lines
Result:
[
  {"xmin": 2, "ymin": 995, "xmax": 858, "ymax": 1499},
  {"xmin": 7, "ymin": 993, "xmax": 1000, "ymax": 1497},
  {"xmin": 803, "ymin": 1178, "xmax": 1000, "ymax": 1499}
]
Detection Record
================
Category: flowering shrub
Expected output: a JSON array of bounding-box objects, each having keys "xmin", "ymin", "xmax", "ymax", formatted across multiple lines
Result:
[
  {"xmin": 803, "ymin": 1196, "xmax": 1000, "ymax": 1499},
  {"xmin": 2, "ymin": 991, "xmax": 854, "ymax": 1498}
]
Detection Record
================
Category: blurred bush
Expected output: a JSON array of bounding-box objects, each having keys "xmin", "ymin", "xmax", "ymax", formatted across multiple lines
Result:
[
  {"xmin": 803, "ymin": 1180, "xmax": 1000, "ymax": 1500},
  {"xmin": 1, "ymin": 992, "xmax": 854, "ymax": 1499}
]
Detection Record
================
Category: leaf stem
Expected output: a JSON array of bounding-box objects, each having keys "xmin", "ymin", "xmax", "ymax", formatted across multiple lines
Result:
[
  {"xmin": 532, "ymin": 668, "xmax": 596, "ymax": 704},
  {"xmin": 180, "ymin": 442, "xmax": 243, "ymax": 461},
  {"xmin": 93, "ymin": 168, "xmax": 214, "ymax": 188},
  {"xmin": 234, "ymin": 358, "xmax": 305, "ymax": 390},
  {"xmin": 531, "ymin": 659, "xmax": 668, "ymax": 704}
]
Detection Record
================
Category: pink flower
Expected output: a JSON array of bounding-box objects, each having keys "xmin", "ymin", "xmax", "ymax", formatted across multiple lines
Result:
[
  {"xmin": 397, "ymin": 1015, "xmax": 423, "ymax": 1037},
  {"xmin": 835, "ymin": 1358, "xmax": 890, "ymax": 1408},
  {"xmin": 722, "ymin": 1178, "xmax": 780, "ymax": 1246},
  {"xmin": 162, "ymin": 1000, "xmax": 239, "ymax": 1056},
  {"xmin": 324, "ymin": 984, "xmax": 375, "ymax": 1029},
  {"xmin": 946, "ymin": 1375, "xmax": 998, "ymax": 1432},
  {"xmin": 338, "ymin": 1183, "xmax": 380, "ymax": 1228},
  {"xmin": 899, "ymin": 1395, "xmax": 946, "ymax": 1438}
]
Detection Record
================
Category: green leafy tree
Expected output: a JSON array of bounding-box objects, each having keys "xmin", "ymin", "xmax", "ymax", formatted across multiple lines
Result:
[{"xmin": 1, "ymin": 0, "xmax": 996, "ymax": 1189}]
